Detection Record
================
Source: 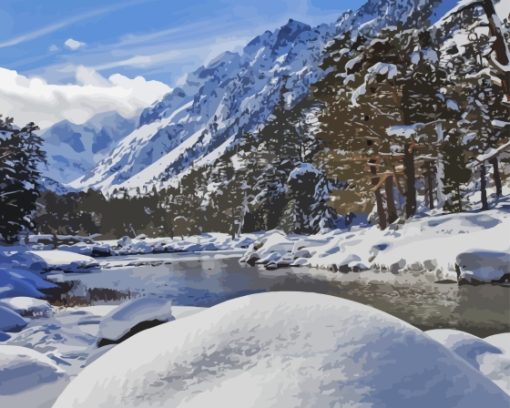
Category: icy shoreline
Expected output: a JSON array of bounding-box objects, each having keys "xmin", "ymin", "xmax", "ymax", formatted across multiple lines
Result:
[{"xmin": 240, "ymin": 197, "xmax": 510, "ymax": 285}]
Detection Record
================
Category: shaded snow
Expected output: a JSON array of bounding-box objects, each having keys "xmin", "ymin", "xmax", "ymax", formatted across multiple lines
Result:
[
  {"xmin": 0, "ymin": 345, "xmax": 69, "ymax": 408},
  {"xmin": 427, "ymin": 329, "xmax": 510, "ymax": 395},
  {"xmin": 53, "ymin": 292, "xmax": 510, "ymax": 408}
]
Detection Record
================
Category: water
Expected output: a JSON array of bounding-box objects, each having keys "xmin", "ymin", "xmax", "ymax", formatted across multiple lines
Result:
[{"xmin": 46, "ymin": 252, "xmax": 510, "ymax": 337}]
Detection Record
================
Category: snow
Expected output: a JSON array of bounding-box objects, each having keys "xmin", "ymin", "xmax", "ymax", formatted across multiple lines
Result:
[
  {"xmin": 0, "ymin": 267, "xmax": 55, "ymax": 299},
  {"xmin": 1, "ymin": 247, "xmax": 99, "ymax": 273},
  {"xmin": 26, "ymin": 250, "xmax": 99, "ymax": 272},
  {"xmin": 485, "ymin": 333, "xmax": 510, "ymax": 356},
  {"xmin": 0, "ymin": 297, "xmax": 52, "ymax": 317},
  {"xmin": 97, "ymin": 297, "xmax": 174, "ymax": 343},
  {"xmin": 0, "ymin": 306, "xmax": 28, "ymax": 332},
  {"xmin": 427, "ymin": 329, "xmax": 510, "ymax": 395},
  {"xmin": 53, "ymin": 292, "xmax": 509, "ymax": 407},
  {"xmin": 456, "ymin": 250, "xmax": 510, "ymax": 283},
  {"xmin": 0, "ymin": 345, "xmax": 69, "ymax": 408},
  {"xmin": 240, "ymin": 197, "xmax": 510, "ymax": 283}
]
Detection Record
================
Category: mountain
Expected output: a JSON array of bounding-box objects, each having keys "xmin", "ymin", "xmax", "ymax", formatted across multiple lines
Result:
[
  {"xmin": 41, "ymin": 112, "xmax": 136, "ymax": 185},
  {"xmin": 69, "ymin": 0, "xmax": 490, "ymax": 195}
]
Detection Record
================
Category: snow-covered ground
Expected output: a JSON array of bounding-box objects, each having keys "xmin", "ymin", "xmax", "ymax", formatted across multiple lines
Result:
[
  {"xmin": 0, "ymin": 299, "xmax": 205, "ymax": 407},
  {"xmin": 52, "ymin": 292, "xmax": 510, "ymax": 407},
  {"xmin": 241, "ymin": 195, "xmax": 510, "ymax": 284}
]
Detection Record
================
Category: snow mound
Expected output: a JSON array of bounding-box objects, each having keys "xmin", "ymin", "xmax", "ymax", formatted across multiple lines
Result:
[
  {"xmin": 97, "ymin": 297, "xmax": 174, "ymax": 346},
  {"xmin": 0, "ymin": 306, "xmax": 28, "ymax": 332},
  {"xmin": 456, "ymin": 250, "xmax": 510, "ymax": 284},
  {"xmin": 0, "ymin": 297, "xmax": 53, "ymax": 317},
  {"xmin": 54, "ymin": 292, "xmax": 509, "ymax": 407},
  {"xmin": 427, "ymin": 329, "xmax": 510, "ymax": 395},
  {"xmin": 427, "ymin": 329, "xmax": 502, "ymax": 368},
  {"xmin": 0, "ymin": 267, "xmax": 55, "ymax": 299},
  {"xmin": 0, "ymin": 345, "xmax": 68, "ymax": 408}
]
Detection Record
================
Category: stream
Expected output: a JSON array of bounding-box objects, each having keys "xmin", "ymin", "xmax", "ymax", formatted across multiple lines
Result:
[{"xmin": 46, "ymin": 252, "xmax": 510, "ymax": 337}]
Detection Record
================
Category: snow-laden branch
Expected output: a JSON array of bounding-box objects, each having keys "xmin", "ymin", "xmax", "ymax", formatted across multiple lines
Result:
[
  {"xmin": 473, "ymin": 140, "xmax": 510, "ymax": 164},
  {"xmin": 351, "ymin": 63, "xmax": 398, "ymax": 106}
]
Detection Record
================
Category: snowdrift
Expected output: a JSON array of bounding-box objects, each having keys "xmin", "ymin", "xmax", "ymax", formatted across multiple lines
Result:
[{"xmin": 53, "ymin": 292, "xmax": 509, "ymax": 407}]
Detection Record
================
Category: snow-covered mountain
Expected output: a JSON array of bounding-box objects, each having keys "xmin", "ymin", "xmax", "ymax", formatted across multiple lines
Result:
[
  {"xmin": 42, "ymin": 112, "xmax": 136, "ymax": 185},
  {"xmin": 69, "ymin": 0, "xmax": 478, "ymax": 194}
]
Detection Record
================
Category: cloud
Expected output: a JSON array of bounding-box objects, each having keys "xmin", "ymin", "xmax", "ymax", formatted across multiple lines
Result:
[
  {"xmin": 0, "ymin": 66, "xmax": 171, "ymax": 129},
  {"xmin": 64, "ymin": 38, "xmax": 86, "ymax": 51},
  {"xmin": 48, "ymin": 44, "xmax": 59, "ymax": 52}
]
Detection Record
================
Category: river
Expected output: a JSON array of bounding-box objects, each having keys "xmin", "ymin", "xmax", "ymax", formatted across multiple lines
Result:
[{"xmin": 46, "ymin": 252, "xmax": 510, "ymax": 337}]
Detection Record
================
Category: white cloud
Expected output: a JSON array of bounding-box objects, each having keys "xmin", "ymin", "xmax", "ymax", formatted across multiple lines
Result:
[
  {"xmin": 64, "ymin": 38, "xmax": 86, "ymax": 51},
  {"xmin": 0, "ymin": 66, "xmax": 171, "ymax": 129},
  {"xmin": 49, "ymin": 44, "xmax": 59, "ymax": 52}
]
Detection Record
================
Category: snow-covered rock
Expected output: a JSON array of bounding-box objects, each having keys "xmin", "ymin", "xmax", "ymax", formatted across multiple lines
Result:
[
  {"xmin": 0, "ymin": 345, "xmax": 69, "ymax": 408},
  {"xmin": 97, "ymin": 297, "xmax": 174, "ymax": 346},
  {"xmin": 0, "ymin": 306, "xmax": 28, "ymax": 332},
  {"xmin": 53, "ymin": 292, "xmax": 509, "ymax": 407},
  {"xmin": 427, "ymin": 329, "xmax": 510, "ymax": 395},
  {"xmin": 0, "ymin": 297, "xmax": 53, "ymax": 317},
  {"xmin": 456, "ymin": 250, "xmax": 510, "ymax": 284}
]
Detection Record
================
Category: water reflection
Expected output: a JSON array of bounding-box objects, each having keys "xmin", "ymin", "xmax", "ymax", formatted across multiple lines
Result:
[{"xmin": 46, "ymin": 254, "xmax": 510, "ymax": 337}]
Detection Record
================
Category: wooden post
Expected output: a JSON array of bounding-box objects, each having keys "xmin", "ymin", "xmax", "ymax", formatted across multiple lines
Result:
[{"xmin": 369, "ymin": 159, "xmax": 387, "ymax": 230}]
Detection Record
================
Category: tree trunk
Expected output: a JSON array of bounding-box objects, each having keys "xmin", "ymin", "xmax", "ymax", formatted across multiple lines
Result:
[
  {"xmin": 457, "ymin": 185, "xmax": 463, "ymax": 213},
  {"xmin": 435, "ymin": 123, "xmax": 446, "ymax": 208},
  {"xmin": 404, "ymin": 144, "xmax": 417, "ymax": 218},
  {"xmin": 384, "ymin": 175, "xmax": 398, "ymax": 224},
  {"xmin": 482, "ymin": 0, "xmax": 510, "ymax": 100},
  {"xmin": 490, "ymin": 157, "xmax": 503, "ymax": 197},
  {"xmin": 370, "ymin": 159, "xmax": 387, "ymax": 230},
  {"xmin": 425, "ymin": 161, "xmax": 434, "ymax": 210},
  {"xmin": 480, "ymin": 164, "xmax": 489, "ymax": 211}
]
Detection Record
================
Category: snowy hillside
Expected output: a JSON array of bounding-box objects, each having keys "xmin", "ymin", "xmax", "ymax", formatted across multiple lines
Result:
[
  {"xmin": 71, "ymin": 0, "xmax": 452, "ymax": 195},
  {"xmin": 41, "ymin": 112, "xmax": 136, "ymax": 185}
]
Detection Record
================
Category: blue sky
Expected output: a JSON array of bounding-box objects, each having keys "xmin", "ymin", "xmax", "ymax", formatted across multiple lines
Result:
[{"xmin": 0, "ymin": 0, "xmax": 364, "ymax": 85}]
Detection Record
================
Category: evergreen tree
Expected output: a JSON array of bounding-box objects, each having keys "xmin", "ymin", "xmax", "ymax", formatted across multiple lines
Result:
[{"xmin": 0, "ymin": 117, "xmax": 45, "ymax": 242}]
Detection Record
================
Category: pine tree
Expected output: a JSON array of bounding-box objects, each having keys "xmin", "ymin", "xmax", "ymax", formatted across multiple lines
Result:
[
  {"xmin": 441, "ymin": 133, "xmax": 471, "ymax": 213},
  {"xmin": 0, "ymin": 117, "xmax": 45, "ymax": 242}
]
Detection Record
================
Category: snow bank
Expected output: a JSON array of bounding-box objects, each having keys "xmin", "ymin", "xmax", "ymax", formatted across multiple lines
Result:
[
  {"xmin": 427, "ymin": 329, "xmax": 510, "ymax": 395},
  {"xmin": 1, "ymin": 246, "xmax": 99, "ymax": 273},
  {"xmin": 0, "ymin": 345, "xmax": 68, "ymax": 408},
  {"xmin": 0, "ymin": 267, "xmax": 56, "ymax": 299},
  {"xmin": 0, "ymin": 297, "xmax": 52, "ymax": 317},
  {"xmin": 53, "ymin": 292, "xmax": 509, "ymax": 407},
  {"xmin": 0, "ymin": 306, "xmax": 28, "ymax": 332},
  {"xmin": 26, "ymin": 250, "xmax": 99, "ymax": 272},
  {"xmin": 241, "ymin": 201, "xmax": 510, "ymax": 283},
  {"xmin": 97, "ymin": 297, "xmax": 174, "ymax": 346}
]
